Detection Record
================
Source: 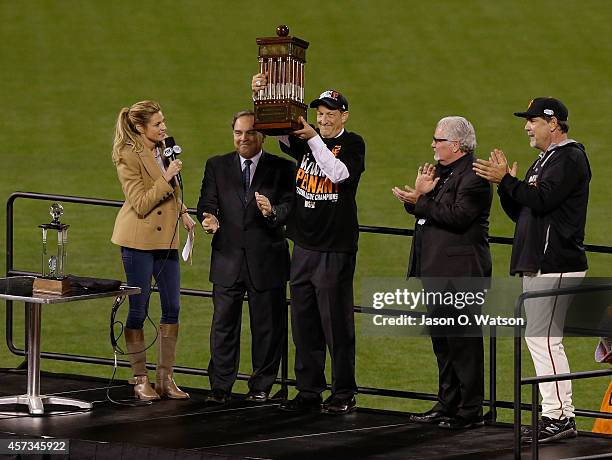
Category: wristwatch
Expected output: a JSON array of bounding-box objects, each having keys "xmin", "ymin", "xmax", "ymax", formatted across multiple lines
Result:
[{"xmin": 267, "ymin": 206, "xmax": 277, "ymax": 222}]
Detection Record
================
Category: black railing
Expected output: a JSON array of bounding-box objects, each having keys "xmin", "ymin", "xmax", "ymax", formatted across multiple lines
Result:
[
  {"xmin": 512, "ymin": 285, "xmax": 612, "ymax": 459},
  {"xmin": 6, "ymin": 192, "xmax": 612, "ymax": 459}
]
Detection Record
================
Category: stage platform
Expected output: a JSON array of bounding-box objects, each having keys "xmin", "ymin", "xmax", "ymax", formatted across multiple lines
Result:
[{"xmin": 0, "ymin": 369, "xmax": 609, "ymax": 459}]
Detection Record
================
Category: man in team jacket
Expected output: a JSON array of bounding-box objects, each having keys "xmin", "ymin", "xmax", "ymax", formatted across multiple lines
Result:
[
  {"xmin": 474, "ymin": 97, "xmax": 591, "ymax": 443},
  {"xmin": 252, "ymin": 75, "xmax": 366, "ymax": 414}
]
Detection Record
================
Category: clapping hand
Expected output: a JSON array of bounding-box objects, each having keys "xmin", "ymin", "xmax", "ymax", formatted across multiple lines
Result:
[
  {"xmin": 201, "ymin": 212, "xmax": 219, "ymax": 234},
  {"xmin": 392, "ymin": 162, "xmax": 439, "ymax": 205},
  {"xmin": 392, "ymin": 185, "xmax": 420, "ymax": 205},
  {"xmin": 255, "ymin": 192, "xmax": 273, "ymax": 217},
  {"xmin": 414, "ymin": 163, "xmax": 439, "ymax": 195},
  {"xmin": 473, "ymin": 148, "xmax": 517, "ymax": 183}
]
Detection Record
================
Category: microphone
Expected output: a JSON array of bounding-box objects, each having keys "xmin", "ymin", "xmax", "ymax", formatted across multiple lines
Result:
[{"xmin": 162, "ymin": 136, "xmax": 183, "ymax": 189}]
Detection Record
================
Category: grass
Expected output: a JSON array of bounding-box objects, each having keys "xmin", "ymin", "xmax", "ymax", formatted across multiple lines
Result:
[{"xmin": 1, "ymin": 0, "xmax": 611, "ymax": 433}]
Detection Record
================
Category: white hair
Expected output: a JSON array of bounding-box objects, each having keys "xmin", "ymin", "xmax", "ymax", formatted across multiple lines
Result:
[{"xmin": 436, "ymin": 116, "xmax": 477, "ymax": 155}]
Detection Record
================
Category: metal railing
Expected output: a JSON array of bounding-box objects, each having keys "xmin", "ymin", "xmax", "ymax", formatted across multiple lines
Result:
[
  {"xmin": 512, "ymin": 285, "xmax": 612, "ymax": 459},
  {"xmin": 5, "ymin": 192, "xmax": 612, "ymax": 459}
]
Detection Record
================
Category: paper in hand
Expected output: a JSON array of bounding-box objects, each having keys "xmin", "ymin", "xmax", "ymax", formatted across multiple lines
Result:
[{"xmin": 182, "ymin": 228, "xmax": 195, "ymax": 263}]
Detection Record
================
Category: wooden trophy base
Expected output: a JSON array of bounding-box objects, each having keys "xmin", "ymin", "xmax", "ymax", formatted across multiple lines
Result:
[
  {"xmin": 33, "ymin": 277, "xmax": 71, "ymax": 295},
  {"xmin": 254, "ymin": 100, "xmax": 308, "ymax": 135}
]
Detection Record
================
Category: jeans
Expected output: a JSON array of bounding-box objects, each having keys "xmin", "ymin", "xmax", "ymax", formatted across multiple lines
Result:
[{"xmin": 120, "ymin": 247, "xmax": 181, "ymax": 329}]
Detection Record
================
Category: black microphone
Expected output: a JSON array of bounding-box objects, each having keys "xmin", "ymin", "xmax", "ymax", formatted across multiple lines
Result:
[{"xmin": 162, "ymin": 136, "xmax": 183, "ymax": 189}]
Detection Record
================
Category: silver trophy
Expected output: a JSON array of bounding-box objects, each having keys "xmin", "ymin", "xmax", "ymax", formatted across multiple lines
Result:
[{"xmin": 33, "ymin": 203, "xmax": 71, "ymax": 294}]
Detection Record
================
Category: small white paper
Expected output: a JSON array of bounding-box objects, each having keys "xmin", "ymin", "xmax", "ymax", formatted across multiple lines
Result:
[
  {"xmin": 417, "ymin": 218, "xmax": 426, "ymax": 225},
  {"xmin": 182, "ymin": 228, "xmax": 195, "ymax": 262}
]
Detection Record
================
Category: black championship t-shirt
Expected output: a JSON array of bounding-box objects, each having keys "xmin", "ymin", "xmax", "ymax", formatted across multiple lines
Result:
[{"xmin": 280, "ymin": 130, "xmax": 365, "ymax": 253}]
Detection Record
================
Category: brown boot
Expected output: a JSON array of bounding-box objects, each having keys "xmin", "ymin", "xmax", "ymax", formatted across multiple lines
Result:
[
  {"xmin": 125, "ymin": 328, "xmax": 160, "ymax": 401},
  {"xmin": 156, "ymin": 323, "xmax": 190, "ymax": 399}
]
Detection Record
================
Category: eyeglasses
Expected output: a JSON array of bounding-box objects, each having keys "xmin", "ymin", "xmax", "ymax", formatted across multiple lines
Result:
[{"xmin": 432, "ymin": 137, "xmax": 458, "ymax": 144}]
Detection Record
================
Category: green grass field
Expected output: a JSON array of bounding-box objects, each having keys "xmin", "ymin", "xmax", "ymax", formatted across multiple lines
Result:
[{"xmin": 1, "ymin": 1, "xmax": 611, "ymax": 432}]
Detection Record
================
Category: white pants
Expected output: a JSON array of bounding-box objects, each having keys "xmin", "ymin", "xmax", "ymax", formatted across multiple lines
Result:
[{"xmin": 523, "ymin": 271, "xmax": 586, "ymax": 419}]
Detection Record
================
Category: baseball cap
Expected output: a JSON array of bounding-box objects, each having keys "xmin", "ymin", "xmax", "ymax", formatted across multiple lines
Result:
[
  {"xmin": 513, "ymin": 97, "xmax": 568, "ymax": 121},
  {"xmin": 309, "ymin": 90, "xmax": 349, "ymax": 111}
]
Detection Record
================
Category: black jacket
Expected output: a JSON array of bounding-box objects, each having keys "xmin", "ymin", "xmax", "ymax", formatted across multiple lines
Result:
[
  {"xmin": 405, "ymin": 154, "xmax": 493, "ymax": 278},
  {"xmin": 498, "ymin": 141, "xmax": 591, "ymax": 275},
  {"xmin": 197, "ymin": 151, "xmax": 295, "ymax": 290}
]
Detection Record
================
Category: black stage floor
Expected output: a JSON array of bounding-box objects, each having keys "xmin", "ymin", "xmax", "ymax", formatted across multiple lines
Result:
[{"xmin": 0, "ymin": 369, "xmax": 610, "ymax": 459}]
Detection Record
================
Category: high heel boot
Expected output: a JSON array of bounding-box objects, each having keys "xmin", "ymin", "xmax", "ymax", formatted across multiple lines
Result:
[
  {"xmin": 125, "ymin": 328, "xmax": 160, "ymax": 401},
  {"xmin": 156, "ymin": 323, "xmax": 190, "ymax": 399}
]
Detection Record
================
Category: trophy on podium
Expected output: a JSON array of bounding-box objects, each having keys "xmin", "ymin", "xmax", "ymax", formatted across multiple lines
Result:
[
  {"xmin": 33, "ymin": 203, "xmax": 71, "ymax": 295},
  {"xmin": 253, "ymin": 25, "xmax": 309, "ymax": 135}
]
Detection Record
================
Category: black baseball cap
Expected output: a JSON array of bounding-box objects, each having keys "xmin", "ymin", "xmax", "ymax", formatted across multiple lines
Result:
[
  {"xmin": 513, "ymin": 97, "xmax": 568, "ymax": 121},
  {"xmin": 309, "ymin": 90, "xmax": 349, "ymax": 111}
]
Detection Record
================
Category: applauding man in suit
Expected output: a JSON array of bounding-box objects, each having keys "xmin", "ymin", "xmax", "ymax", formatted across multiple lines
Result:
[{"xmin": 197, "ymin": 110, "xmax": 295, "ymax": 404}]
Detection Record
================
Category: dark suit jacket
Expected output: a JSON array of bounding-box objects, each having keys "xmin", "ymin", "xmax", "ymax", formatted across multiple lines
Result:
[
  {"xmin": 405, "ymin": 154, "xmax": 492, "ymax": 278},
  {"xmin": 197, "ymin": 151, "xmax": 295, "ymax": 290}
]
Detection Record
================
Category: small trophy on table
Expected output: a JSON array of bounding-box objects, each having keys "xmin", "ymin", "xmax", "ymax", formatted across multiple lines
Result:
[
  {"xmin": 33, "ymin": 203, "xmax": 71, "ymax": 295},
  {"xmin": 253, "ymin": 25, "xmax": 309, "ymax": 135}
]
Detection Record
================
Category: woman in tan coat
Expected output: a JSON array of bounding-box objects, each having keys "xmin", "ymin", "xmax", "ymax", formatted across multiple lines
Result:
[{"xmin": 111, "ymin": 100, "xmax": 195, "ymax": 400}]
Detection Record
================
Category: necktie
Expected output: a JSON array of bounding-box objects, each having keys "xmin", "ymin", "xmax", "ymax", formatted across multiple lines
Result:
[{"xmin": 242, "ymin": 159, "xmax": 252, "ymax": 201}]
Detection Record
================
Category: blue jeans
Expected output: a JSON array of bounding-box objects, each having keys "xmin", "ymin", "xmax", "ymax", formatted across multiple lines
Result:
[{"xmin": 120, "ymin": 247, "xmax": 181, "ymax": 329}]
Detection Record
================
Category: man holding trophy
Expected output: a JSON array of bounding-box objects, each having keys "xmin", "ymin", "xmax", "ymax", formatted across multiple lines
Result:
[{"xmin": 252, "ymin": 73, "xmax": 366, "ymax": 415}]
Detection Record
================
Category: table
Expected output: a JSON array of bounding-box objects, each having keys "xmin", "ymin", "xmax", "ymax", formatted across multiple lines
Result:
[{"xmin": 0, "ymin": 276, "xmax": 139, "ymax": 415}]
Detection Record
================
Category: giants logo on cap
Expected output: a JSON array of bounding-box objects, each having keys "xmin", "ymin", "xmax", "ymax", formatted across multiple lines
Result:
[{"xmin": 320, "ymin": 90, "xmax": 341, "ymax": 101}]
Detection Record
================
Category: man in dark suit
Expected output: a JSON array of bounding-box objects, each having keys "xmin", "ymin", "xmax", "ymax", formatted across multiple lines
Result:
[
  {"xmin": 197, "ymin": 110, "xmax": 295, "ymax": 404},
  {"xmin": 393, "ymin": 116, "xmax": 492, "ymax": 429}
]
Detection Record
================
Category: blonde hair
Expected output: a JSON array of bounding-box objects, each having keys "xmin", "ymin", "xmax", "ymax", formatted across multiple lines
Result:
[{"xmin": 112, "ymin": 100, "xmax": 161, "ymax": 164}]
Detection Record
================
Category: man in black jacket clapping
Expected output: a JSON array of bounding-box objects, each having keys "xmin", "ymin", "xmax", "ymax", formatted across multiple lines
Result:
[
  {"xmin": 474, "ymin": 97, "xmax": 591, "ymax": 443},
  {"xmin": 394, "ymin": 116, "xmax": 492, "ymax": 430}
]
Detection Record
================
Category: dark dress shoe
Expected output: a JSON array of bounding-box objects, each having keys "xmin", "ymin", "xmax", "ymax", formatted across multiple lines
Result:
[
  {"xmin": 322, "ymin": 395, "xmax": 357, "ymax": 415},
  {"xmin": 439, "ymin": 416, "xmax": 484, "ymax": 430},
  {"xmin": 206, "ymin": 389, "xmax": 229, "ymax": 405},
  {"xmin": 279, "ymin": 393, "xmax": 322, "ymax": 412},
  {"xmin": 408, "ymin": 410, "xmax": 449, "ymax": 424},
  {"xmin": 245, "ymin": 390, "xmax": 268, "ymax": 403}
]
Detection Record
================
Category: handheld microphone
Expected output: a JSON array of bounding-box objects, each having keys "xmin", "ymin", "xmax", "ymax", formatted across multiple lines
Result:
[{"xmin": 162, "ymin": 136, "xmax": 183, "ymax": 189}]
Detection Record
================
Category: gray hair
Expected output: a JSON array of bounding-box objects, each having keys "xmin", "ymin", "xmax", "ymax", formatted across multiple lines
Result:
[
  {"xmin": 436, "ymin": 116, "xmax": 477, "ymax": 155},
  {"xmin": 543, "ymin": 115, "xmax": 570, "ymax": 134}
]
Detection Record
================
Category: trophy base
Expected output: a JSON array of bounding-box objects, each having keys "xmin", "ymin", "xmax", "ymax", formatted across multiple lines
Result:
[
  {"xmin": 254, "ymin": 100, "xmax": 307, "ymax": 135},
  {"xmin": 33, "ymin": 277, "xmax": 71, "ymax": 296}
]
